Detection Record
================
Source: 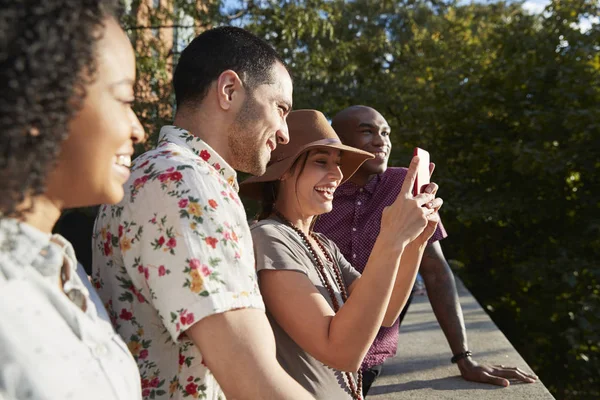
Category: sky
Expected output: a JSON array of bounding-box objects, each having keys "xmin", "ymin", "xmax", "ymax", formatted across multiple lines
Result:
[{"xmin": 520, "ymin": 0, "xmax": 598, "ymax": 31}]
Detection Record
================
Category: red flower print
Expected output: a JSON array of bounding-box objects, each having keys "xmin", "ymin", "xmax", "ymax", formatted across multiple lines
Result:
[
  {"xmin": 158, "ymin": 265, "xmax": 166, "ymax": 276},
  {"xmin": 214, "ymin": 162, "xmax": 221, "ymax": 170},
  {"xmin": 201, "ymin": 266, "xmax": 211, "ymax": 277},
  {"xmin": 144, "ymin": 268, "xmax": 149, "ymax": 280},
  {"xmin": 157, "ymin": 236, "xmax": 165, "ymax": 246},
  {"xmin": 178, "ymin": 199, "xmax": 188, "ymax": 208},
  {"xmin": 138, "ymin": 265, "xmax": 144, "ymax": 273},
  {"xmin": 158, "ymin": 173, "xmax": 170, "ymax": 182},
  {"xmin": 150, "ymin": 377, "xmax": 160, "ymax": 387},
  {"xmin": 166, "ymin": 166, "xmax": 175, "ymax": 173},
  {"xmin": 118, "ymin": 225, "xmax": 123, "ymax": 238},
  {"xmin": 187, "ymin": 376, "xmax": 194, "ymax": 383},
  {"xmin": 133, "ymin": 175, "xmax": 148, "ymax": 188},
  {"xmin": 205, "ymin": 236, "xmax": 218, "ymax": 249},
  {"xmin": 170, "ymin": 171, "xmax": 183, "ymax": 181},
  {"xmin": 180, "ymin": 311, "xmax": 195, "ymax": 325},
  {"xmin": 106, "ymin": 232, "xmax": 112, "ymax": 241},
  {"xmin": 139, "ymin": 160, "xmax": 150, "ymax": 168},
  {"xmin": 208, "ymin": 199, "xmax": 218, "ymax": 209},
  {"xmin": 119, "ymin": 308, "xmax": 133, "ymax": 321},
  {"xmin": 142, "ymin": 388, "xmax": 150, "ymax": 397},
  {"xmin": 103, "ymin": 241, "xmax": 112, "ymax": 256},
  {"xmin": 200, "ymin": 150, "xmax": 210, "ymax": 161},
  {"xmin": 189, "ymin": 258, "xmax": 201, "ymax": 270},
  {"xmin": 142, "ymin": 378, "xmax": 150, "ymax": 388},
  {"xmin": 139, "ymin": 349, "xmax": 149, "ymax": 360},
  {"xmin": 179, "ymin": 354, "xmax": 185, "ymax": 366},
  {"xmin": 166, "ymin": 237, "xmax": 177, "ymax": 248},
  {"xmin": 137, "ymin": 292, "xmax": 146, "ymax": 303},
  {"xmin": 185, "ymin": 382, "xmax": 197, "ymax": 395}
]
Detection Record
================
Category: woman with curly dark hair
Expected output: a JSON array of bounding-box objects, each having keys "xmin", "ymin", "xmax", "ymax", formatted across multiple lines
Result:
[{"xmin": 0, "ymin": 1, "xmax": 145, "ymax": 398}]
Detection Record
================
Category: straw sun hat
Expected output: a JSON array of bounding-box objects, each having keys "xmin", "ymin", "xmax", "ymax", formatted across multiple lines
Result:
[{"xmin": 239, "ymin": 109, "xmax": 374, "ymax": 200}]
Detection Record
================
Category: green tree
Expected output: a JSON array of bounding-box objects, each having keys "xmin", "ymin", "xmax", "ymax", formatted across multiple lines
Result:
[{"xmin": 242, "ymin": 1, "xmax": 599, "ymax": 397}]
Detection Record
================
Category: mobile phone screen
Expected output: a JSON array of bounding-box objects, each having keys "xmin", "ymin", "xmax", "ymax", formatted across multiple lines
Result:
[{"xmin": 413, "ymin": 147, "xmax": 431, "ymax": 196}]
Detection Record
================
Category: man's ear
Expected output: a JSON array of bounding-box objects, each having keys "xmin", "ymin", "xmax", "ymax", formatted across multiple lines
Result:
[{"xmin": 216, "ymin": 69, "xmax": 244, "ymax": 111}]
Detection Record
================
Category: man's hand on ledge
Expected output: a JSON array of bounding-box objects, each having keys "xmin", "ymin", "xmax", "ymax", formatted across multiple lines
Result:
[{"xmin": 457, "ymin": 357, "xmax": 539, "ymax": 387}]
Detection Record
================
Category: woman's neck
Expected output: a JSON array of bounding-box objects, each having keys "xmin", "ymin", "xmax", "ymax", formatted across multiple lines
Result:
[
  {"xmin": 273, "ymin": 201, "xmax": 313, "ymax": 236},
  {"xmin": 17, "ymin": 195, "xmax": 62, "ymax": 234}
]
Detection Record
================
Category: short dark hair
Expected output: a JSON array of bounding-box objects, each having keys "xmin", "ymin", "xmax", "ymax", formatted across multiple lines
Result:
[
  {"xmin": 173, "ymin": 26, "xmax": 288, "ymax": 108},
  {"xmin": 0, "ymin": 0, "xmax": 120, "ymax": 217}
]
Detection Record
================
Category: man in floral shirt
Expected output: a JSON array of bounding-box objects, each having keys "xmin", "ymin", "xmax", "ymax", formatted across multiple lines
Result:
[{"xmin": 92, "ymin": 27, "xmax": 312, "ymax": 400}]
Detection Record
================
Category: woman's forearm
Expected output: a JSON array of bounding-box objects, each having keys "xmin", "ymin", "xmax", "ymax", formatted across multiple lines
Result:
[
  {"xmin": 381, "ymin": 241, "xmax": 425, "ymax": 326},
  {"xmin": 325, "ymin": 237, "xmax": 406, "ymax": 371}
]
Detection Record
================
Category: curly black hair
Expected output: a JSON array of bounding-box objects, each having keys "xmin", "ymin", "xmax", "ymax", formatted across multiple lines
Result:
[{"xmin": 0, "ymin": 0, "xmax": 121, "ymax": 217}]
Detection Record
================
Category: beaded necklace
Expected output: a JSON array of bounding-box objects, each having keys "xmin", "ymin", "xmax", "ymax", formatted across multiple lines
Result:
[{"xmin": 273, "ymin": 210, "xmax": 363, "ymax": 400}]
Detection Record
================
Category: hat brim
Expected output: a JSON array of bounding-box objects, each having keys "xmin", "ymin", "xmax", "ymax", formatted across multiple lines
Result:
[{"xmin": 239, "ymin": 142, "xmax": 374, "ymax": 200}]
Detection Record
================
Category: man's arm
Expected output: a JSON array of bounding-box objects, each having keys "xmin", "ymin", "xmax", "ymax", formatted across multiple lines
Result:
[
  {"xmin": 420, "ymin": 241, "xmax": 538, "ymax": 386},
  {"xmin": 187, "ymin": 308, "xmax": 314, "ymax": 399}
]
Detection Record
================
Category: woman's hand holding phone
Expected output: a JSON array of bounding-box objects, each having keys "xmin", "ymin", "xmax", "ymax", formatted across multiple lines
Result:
[
  {"xmin": 379, "ymin": 155, "xmax": 442, "ymax": 250},
  {"xmin": 411, "ymin": 148, "xmax": 443, "ymax": 246},
  {"xmin": 412, "ymin": 181, "xmax": 443, "ymax": 247}
]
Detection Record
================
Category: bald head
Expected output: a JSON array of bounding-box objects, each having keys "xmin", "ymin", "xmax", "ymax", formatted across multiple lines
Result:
[
  {"xmin": 332, "ymin": 105, "xmax": 380, "ymax": 139},
  {"xmin": 330, "ymin": 105, "xmax": 392, "ymax": 185}
]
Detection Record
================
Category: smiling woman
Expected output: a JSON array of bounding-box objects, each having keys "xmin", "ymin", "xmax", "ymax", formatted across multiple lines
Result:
[
  {"xmin": 0, "ymin": 1, "xmax": 144, "ymax": 399},
  {"xmin": 239, "ymin": 110, "xmax": 444, "ymax": 399}
]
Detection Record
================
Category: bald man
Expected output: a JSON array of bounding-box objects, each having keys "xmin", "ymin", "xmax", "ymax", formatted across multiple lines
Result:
[{"xmin": 314, "ymin": 105, "xmax": 538, "ymax": 396}]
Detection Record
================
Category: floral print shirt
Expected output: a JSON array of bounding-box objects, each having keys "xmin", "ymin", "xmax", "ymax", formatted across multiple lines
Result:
[
  {"xmin": 92, "ymin": 126, "xmax": 264, "ymax": 400},
  {"xmin": 0, "ymin": 218, "xmax": 141, "ymax": 400}
]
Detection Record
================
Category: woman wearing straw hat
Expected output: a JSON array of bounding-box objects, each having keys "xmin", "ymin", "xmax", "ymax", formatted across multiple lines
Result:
[{"xmin": 240, "ymin": 110, "xmax": 443, "ymax": 399}]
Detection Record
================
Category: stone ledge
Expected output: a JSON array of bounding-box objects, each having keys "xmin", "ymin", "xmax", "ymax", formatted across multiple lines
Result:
[{"xmin": 370, "ymin": 278, "xmax": 554, "ymax": 399}]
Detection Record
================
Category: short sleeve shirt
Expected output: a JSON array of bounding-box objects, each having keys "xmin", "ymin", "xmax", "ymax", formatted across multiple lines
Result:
[
  {"xmin": 314, "ymin": 167, "xmax": 448, "ymax": 370},
  {"xmin": 252, "ymin": 218, "xmax": 360, "ymax": 400},
  {"xmin": 92, "ymin": 126, "xmax": 264, "ymax": 400},
  {"xmin": 0, "ymin": 218, "xmax": 141, "ymax": 400}
]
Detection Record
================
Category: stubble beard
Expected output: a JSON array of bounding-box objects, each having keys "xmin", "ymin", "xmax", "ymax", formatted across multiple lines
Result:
[{"xmin": 229, "ymin": 93, "xmax": 268, "ymax": 176}]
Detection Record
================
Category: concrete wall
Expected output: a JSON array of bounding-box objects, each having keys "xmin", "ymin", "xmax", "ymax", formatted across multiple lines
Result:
[{"xmin": 370, "ymin": 279, "xmax": 554, "ymax": 399}]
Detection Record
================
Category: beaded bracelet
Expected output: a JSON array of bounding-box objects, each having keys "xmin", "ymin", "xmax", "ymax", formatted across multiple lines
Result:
[{"xmin": 451, "ymin": 350, "xmax": 473, "ymax": 364}]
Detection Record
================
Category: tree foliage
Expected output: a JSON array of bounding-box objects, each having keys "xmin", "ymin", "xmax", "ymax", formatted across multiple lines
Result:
[{"xmin": 121, "ymin": 0, "xmax": 600, "ymax": 397}]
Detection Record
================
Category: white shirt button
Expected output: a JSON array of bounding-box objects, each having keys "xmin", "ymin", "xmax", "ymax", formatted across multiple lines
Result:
[
  {"xmin": 94, "ymin": 344, "xmax": 108, "ymax": 357},
  {"xmin": 352, "ymin": 254, "xmax": 356, "ymax": 259},
  {"xmin": 357, "ymin": 201, "xmax": 362, "ymax": 206},
  {"xmin": 359, "ymin": 188, "xmax": 363, "ymax": 192},
  {"xmin": 352, "ymin": 227, "xmax": 357, "ymax": 232}
]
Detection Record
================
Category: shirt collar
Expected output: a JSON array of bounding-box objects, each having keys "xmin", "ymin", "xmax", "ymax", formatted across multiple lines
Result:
[
  {"xmin": 336, "ymin": 173, "xmax": 381, "ymax": 197},
  {"xmin": 0, "ymin": 218, "xmax": 77, "ymax": 279},
  {"xmin": 158, "ymin": 125, "xmax": 239, "ymax": 192}
]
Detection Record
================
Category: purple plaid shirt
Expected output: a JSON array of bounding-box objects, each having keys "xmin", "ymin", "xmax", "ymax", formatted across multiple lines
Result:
[{"xmin": 314, "ymin": 167, "xmax": 447, "ymax": 370}]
